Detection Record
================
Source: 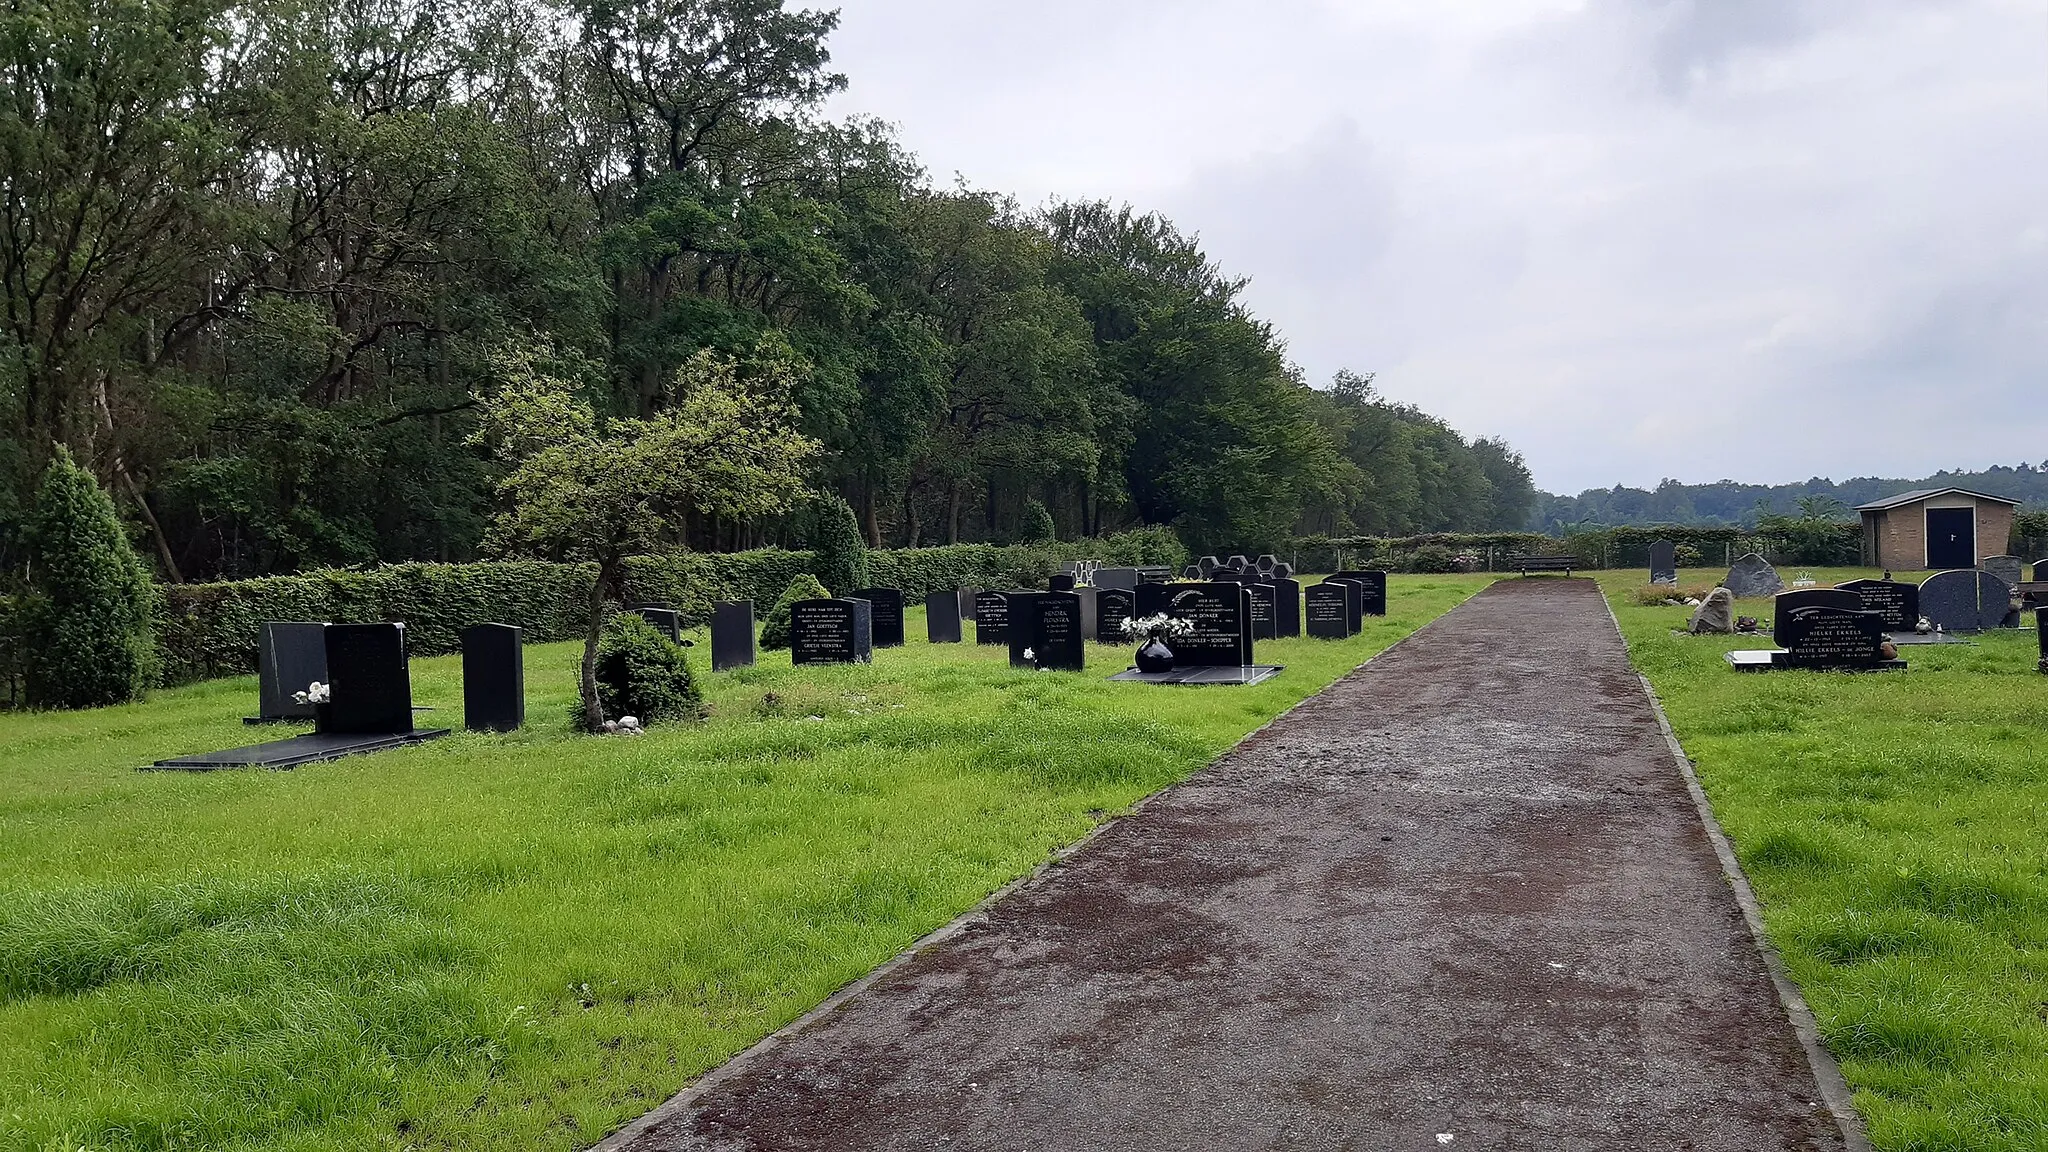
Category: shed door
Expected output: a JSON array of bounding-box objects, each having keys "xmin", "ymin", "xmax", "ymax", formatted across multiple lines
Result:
[{"xmin": 1926, "ymin": 507, "xmax": 1975, "ymax": 570}]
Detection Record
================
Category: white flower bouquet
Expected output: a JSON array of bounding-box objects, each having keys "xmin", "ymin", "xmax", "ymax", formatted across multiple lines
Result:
[
  {"xmin": 292, "ymin": 681, "xmax": 331, "ymax": 705},
  {"xmin": 1120, "ymin": 613, "xmax": 1194, "ymax": 641}
]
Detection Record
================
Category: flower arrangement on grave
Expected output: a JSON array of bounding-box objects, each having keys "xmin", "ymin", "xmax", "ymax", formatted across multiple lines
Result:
[
  {"xmin": 292, "ymin": 681, "xmax": 330, "ymax": 705},
  {"xmin": 1120, "ymin": 613, "xmax": 1191, "ymax": 674}
]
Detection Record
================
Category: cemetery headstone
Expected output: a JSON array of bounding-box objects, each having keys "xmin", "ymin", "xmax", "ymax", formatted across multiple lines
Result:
[
  {"xmin": 2036, "ymin": 559, "xmax": 2048, "ymax": 582},
  {"xmin": 632, "ymin": 605, "xmax": 683, "ymax": 643},
  {"xmin": 1777, "ymin": 604, "xmax": 1888, "ymax": 670},
  {"xmin": 253, "ymin": 621, "xmax": 328, "ymax": 722},
  {"xmin": 1136, "ymin": 582, "xmax": 1254, "ymax": 666},
  {"xmin": 973, "ymin": 591, "xmax": 1010, "ymax": 645},
  {"xmin": 2039, "ymin": 605, "xmax": 2048, "ymax": 674},
  {"xmin": 1836, "ymin": 579, "xmax": 1918, "ymax": 632},
  {"xmin": 959, "ymin": 587, "xmax": 980, "ymax": 621},
  {"xmin": 1256, "ymin": 554, "xmax": 1279, "ymax": 577},
  {"xmin": 849, "ymin": 587, "xmax": 906, "ymax": 647},
  {"xmin": 1197, "ymin": 555, "xmax": 1222, "ymax": 578},
  {"xmin": 1095, "ymin": 587, "xmax": 1137, "ymax": 643},
  {"xmin": 1723, "ymin": 553, "xmax": 1785, "ymax": 599},
  {"xmin": 710, "ymin": 601, "xmax": 757, "ymax": 670},
  {"xmin": 1649, "ymin": 540, "xmax": 1678, "ymax": 586},
  {"xmin": 1009, "ymin": 592, "xmax": 1085, "ymax": 671},
  {"xmin": 1330, "ymin": 570, "xmax": 1387, "ymax": 616},
  {"xmin": 1687, "ymin": 589, "xmax": 1735, "ymax": 635},
  {"xmin": 1773, "ymin": 588, "xmax": 1864, "ymax": 621},
  {"xmin": 1095, "ymin": 567, "xmax": 1139, "ymax": 591},
  {"xmin": 1918, "ymin": 569, "xmax": 2012, "ymax": 632},
  {"xmin": 790, "ymin": 598, "xmax": 872, "ymax": 665},
  {"xmin": 1322, "ymin": 578, "xmax": 1366, "ymax": 635},
  {"xmin": 1272, "ymin": 562, "xmax": 1294, "ymax": 580},
  {"xmin": 1306, "ymin": 582, "xmax": 1352, "ymax": 639},
  {"xmin": 323, "ymin": 623, "xmax": 414, "ymax": 735},
  {"xmin": 1246, "ymin": 582, "xmax": 1278, "ymax": 641},
  {"xmin": 1982, "ymin": 555, "xmax": 2024, "ymax": 589},
  {"xmin": 1048, "ymin": 573, "xmax": 1077, "ymax": 592},
  {"xmin": 1270, "ymin": 577, "xmax": 1302, "ymax": 638},
  {"xmin": 926, "ymin": 590, "xmax": 964, "ymax": 644},
  {"xmin": 461, "ymin": 624, "xmax": 524, "ymax": 732}
]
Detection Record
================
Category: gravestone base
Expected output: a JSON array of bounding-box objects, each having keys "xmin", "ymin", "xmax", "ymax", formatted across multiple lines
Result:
[
  {"xmin": 1108, "ymin": 664, "xmax": 1284, "ymax": 686},
  {"xmin": 1723, "ymin": 650, "xmax": 1906, "ymax": 673},
  {"xmin": 1885, "ymin": 631, "xmax": 1970, "ymax": 646},
  {"xmin": 150, "ymin": 728, "xmax": 449, "ymax": 771}
]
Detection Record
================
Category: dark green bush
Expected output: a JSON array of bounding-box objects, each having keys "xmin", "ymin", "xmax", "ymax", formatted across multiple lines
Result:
[
  {"xmin": 586, "ymin": 613, "xmax": 701, "ymax": 730},
  {"xmin": 758, "ymin": 573, "xmax": 831, "ymax": 650},
  {"xmin": 1019, "ymin": 500, "xmax": 1055, "ymax": 543},
  {"xmin": 809, "ymin": 496, "xmax": 869, "ymax": 595},
  {"xmin": 1406, "ymin": 546, "xmax": 1459, "ymax": 574},
  {"xmin": 22, "ymin": 449, "xmax": 159, "ymax": 708}
]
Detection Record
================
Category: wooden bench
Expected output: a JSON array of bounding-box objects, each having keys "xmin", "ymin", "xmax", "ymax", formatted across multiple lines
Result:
[
  {"xmin": 1513, "ymin": 555, "xmax": 1576, "ymax": 576},
  {"xmin": 2015, "ymin": 580, "xmax": 2048, "ymax": 608}
]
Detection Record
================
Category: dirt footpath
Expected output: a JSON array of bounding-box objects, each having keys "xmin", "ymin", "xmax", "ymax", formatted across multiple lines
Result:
[{"xmin": 606, "ymin": 578, "xmax": 1853, "ymax": 1151}]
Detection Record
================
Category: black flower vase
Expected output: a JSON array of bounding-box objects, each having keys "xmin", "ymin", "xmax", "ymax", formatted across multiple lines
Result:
[
  {"xmin": 1135, "ymin": 633, "xmax": 1175, "ymax": 674},
  {"xmin": 313, "ymin": 701, "xmax": 333, "ymax": 734}
]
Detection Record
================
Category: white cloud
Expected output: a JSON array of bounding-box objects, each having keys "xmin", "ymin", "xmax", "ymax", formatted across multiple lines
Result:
[{"xmin": 824, "ymin": 0, "xmax": 2048, "ymax": 492}]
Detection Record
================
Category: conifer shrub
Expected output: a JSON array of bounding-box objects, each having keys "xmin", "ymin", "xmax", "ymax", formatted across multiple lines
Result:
[
  {"xmin": 1020, "ymin": 499, "xmax": 1055, "ymax": 544},
  {"xmin": 583, "ymin": 612, "xmax": 701, "ymax": 730},
  {"xmin": 758, "ymin": 573, "xmax": 832, "ymax": 650},
  {"xmin": 809, "ymin": 496, "xmax": 869, "ymax": 594},
  {"xmin": 22, "ymin": 449, "xmax": 159, "ymax": 708}
]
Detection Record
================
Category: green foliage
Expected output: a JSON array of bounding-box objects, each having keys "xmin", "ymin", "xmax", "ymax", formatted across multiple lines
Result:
[
  {"xmin": 807, "ymin": 495, "xmax": 869, "ymax": 594},
  {"xmin": 21, "ymin": 450, "xmax": 158, "ymax": 708},
  {"xmin": 757, "ymin": 573, "xmax": 832, "ymax": 651},
  {"xmin": 586, "ymin": 613, "xmax": 702, "ymax": 730},
  {"xmin": 1755, "ymin": 503, "xmax": 1861, "ymax": 566},
  {"xmin": 1019, "ymin": 499, "xmax": 1055, "ymax": 543},
  {"xmin": 1404, "ymin": 545, "xmax": 1459, "ymax": 574}
]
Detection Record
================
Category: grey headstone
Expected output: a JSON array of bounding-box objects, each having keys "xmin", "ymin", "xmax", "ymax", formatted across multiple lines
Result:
[
  {"xmin": 632, "ymin": 605, "xmax": 682, "ymax": 644},
  {"xmin": 2035, "ymin": 559, "xmax": 2048, "ymax": 582},
  {"xmin": 1649, "ymin": 540, "xmax": 1677, "ymax": 586},
  {"xmin": 1836, "ymin": 579, "xmax": 1918, "ymax": 632},
  {"xmin": 1777, "ymin": 605, "xmax": 1887, "ymax": 670},
  {"xmin": 1246, "ymin": 582, "xmax": 1278, "ymax": 641},
  {"xmin": 973, "ymin": 591, "xmax": 1010, "ymax": 644},
  {"xmin": 1982, "ymin": 555, "xmax": 2023, "ymax": 588},
  {"xmin": 1010, "ymin": 592, "xmax": 1085, "ymax": 672},
  {"xmin": 710, "ymin": 601, "xmax": 756, "ymax": 670},
  {"xmin": 1687, "ymin": 589, "xmax": 1735, "ymax": 635},
  {"xmin": 462, "ymin": 624, "xmax": 524, "ymax": 732},
  {"xmin": 1330, "ymin": 571, "xmax": 1388, "ymax": 616},
  {"xmin": 1305, "ymin": 583, "xmax": 1350, "ymax": 639},
  {"xmin": 1723, "ymin": 553, "xmax": 1784, "ymax": 599},
  {"xmin": 849, "ymin": 588, "xmax": 905, "ymax": 647},
  {"xmin": 1918, "ymin": 569, "xmax": 2012, "ymax": 632},
  {"xmin": 1270, "ymin": 577, "xmax": 1302, "ymax": 638}
]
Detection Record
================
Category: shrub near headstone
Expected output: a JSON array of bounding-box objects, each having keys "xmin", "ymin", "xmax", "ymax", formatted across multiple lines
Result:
[
  {"xmin": 22, "ymin": 447, "xmax": 159, "ymax": 708},
  {"xmin": 759, "ymin": 573, "xmax": 833, "ymax": 649},
  {"xmin": 589, "ymin": 612, "xmax": 702, "ymax": 728}
]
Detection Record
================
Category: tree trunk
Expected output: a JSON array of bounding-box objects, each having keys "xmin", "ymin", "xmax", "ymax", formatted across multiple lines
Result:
[
  {"xmin": 863, "ymin": 485, "xmax": 881, "ymax": 547},
  {"xmin": 947, "ymin": 482, "xmax": 961, "ymax": 545},
  {"xmin": 580, "ymin": 556, "xmax": 614, "ymax": 733}
]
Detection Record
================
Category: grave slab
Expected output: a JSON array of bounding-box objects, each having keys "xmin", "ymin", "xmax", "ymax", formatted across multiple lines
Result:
[
  {"xmin": 151, "ymin": 729, "xmax": 449, "ymax": 771},
  {"xmin": 1107, "ymin": 665, "xmax": 1283, "ymax": 686}
]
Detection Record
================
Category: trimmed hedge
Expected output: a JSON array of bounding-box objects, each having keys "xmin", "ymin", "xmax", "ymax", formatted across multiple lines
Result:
[
  {"xmin": 141, "ymin": 529, "xmax": 1186, "ymax": 688},
  {"xmin": 1294, "ymin": 524, "xmax": 1863, "ymax": 573}
]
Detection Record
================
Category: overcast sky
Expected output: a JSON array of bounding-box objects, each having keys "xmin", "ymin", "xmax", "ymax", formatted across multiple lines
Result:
[{"xmin": 822, "ymin": 0, "xmax": 2048, "ymax": 495}]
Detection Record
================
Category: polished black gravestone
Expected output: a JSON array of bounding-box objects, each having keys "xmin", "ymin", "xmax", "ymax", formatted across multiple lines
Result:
[
  {"xmin": 1009, "ymin": 592, "xmax": 1085, "ymax": 671},
  {"xmin": 461, "ymin": 623, "xmax": 524, "ymax": 732},
  {"xmin": 1727, "ymin": 604, "xmax": 1903, "ymax": 673},
  {"xmin": 248, "ymin": 620, "xmax": 328, "ymax": 724},
  {"xmin": 790, "ymin": 599, "xmax": 873, "ymax": 665},
  {"xmin": 1773, "ymin": 588, "xmax": 1863, "ymax": 623},
  {"xmin": 1837, "ymin": 579, "xmax": 1918, "ymax": 632},
  {"xmin": 1246, "ymin": 582, "xmax": 1278, "ymax": 641},
  {"xmin": 926, "ymin": 590, "xmax": 963, "ymax": 644},
  {"xmin": 1649, "ymin": 540, "xmax": 1678, "ymax": 586},
  {"xmin": 1329, "ymin": 570, "xmax": 1388, "ymax": 616},
  {"xmin": 973, "ymin": 591, "xmax": 1010, "ymax": 645},
  {"xmin": 632, "ymin": 605, "xmax": 683, "ymax": 644},
  {"xmin": 849, "ymin": 588, "xmax": 906, "ymax": 647},
  {"xmin": 1048, "ymin": 573, "xmax": 1076, "ymax": 593},
  {"xmin": 1270, "ymin": 577, "xmax": 1302, "ymax": 638},
  {"xmin": 1095, "ymin": 567, "xmax": 1139, "ymax": 591},
  {"xmin": 1919, "ymin": 569, "xmax": 2011, "ymax": 632},
  {"xmin": 1305, "ymin": 582, "xmax": 1351, "ymax": 639},
  {"xmin": 711, "ymin": 601, "xmax": 757, "ymax": 670},
  {"xmin": 1322, "ymin": 578, "xmax": 1366, "ymax": 634},
  {"xmin": 2039, "ymin": 606, "xmax": 2048, "ymax": 674},
  {"xmin": 1116, "ymin": 582, "xmax": 1279, "ymax": 685},
  {"xmin": 1095, "ymin": 587, "xmax": 1137, "ymax": 643}
]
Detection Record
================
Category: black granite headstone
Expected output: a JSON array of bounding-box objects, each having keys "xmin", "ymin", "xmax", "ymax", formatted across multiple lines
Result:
[
  {"xmin": 1920, "ymin": 569, "xmax": 2010, "ymax": 632},
  {"xmin": 1836, "ymin": 579, "xmax": 1918, "ymax": 632},
  {"xmin": 631, "ymin": 605, "xmax": 683, "ymax": 643},
  {"xmin": 2039, "ymin": 605, "xmax": 2048, "ymax": 673},
  {"xmin": 461, "ymin": 623, "xmax": 524, "ymax": 732},
  {"xmin": 790, "ymin": 598, "xmax": 872, "ymax": 665},
  {"xmin": 926, "ymin": 590, "xmax": 963, "ymax": 644},
  {"xmin": 1773, "ymin": 589, "xmax": 1864, "ymax": 623},
  {"xmin": 1009, "ymin": 592, "xmax": 1085, "ymax": 671},
  {"xmin": 1270, "ymin": 578, "xmax": 1302, "ymax": 638},
  {"xmin": 1305, "ymin": 582, "xmax": 1350, "ymax": 639},
  {"xmin": 1649, "ymin": 540, "xmax": 1677, "ymax": 586},
  {"xmin": 1777, "ymin": 605, "xmax": 1887, "ymax": 670},
  {"xmin": 1135, "ymin": 582, "xmax": 1253, "ymax": 667},
  {"xmin": 1329, "ymin": 570, "xmax": 1388, "ymax": 616},
  {"xmin": 1321, "ymin": 578, "xmax": 1366, "ymax": 634},
  {"xmin": 2036, "ymin": 559, "xmax": 2048, "ymax": 582},
  {"xmin": 253, "ymin": 621, "xmax": 328, "ymax": 722},
  {"xmin": 1095, "ymin": 567, "xmax": 1139, "ymax": 591},
  {"xmin": 1246, "ymin": 582, "xmax": 1277, "ymax": 641},
  {"xmin": 710, "ymin": 601, "xmax": 757, "ymax": 670},
  {"xmin": 849, "ymin": 588, "xmax": 905, "ymax": 647},
  {"xmin": 323, "ymin": 623, "xmax": 413, "ymax": 735},
  {"xmin": 973, "ymin": 591, "xmax": 1010, "ymax": 645},
  {"xmin": 1095, "ymin": 587, "xmax": 1137, "ymax": 643},
  {"xmin": 1048, "ymin": 573, "xmax": 1076, "ymax": 592}
]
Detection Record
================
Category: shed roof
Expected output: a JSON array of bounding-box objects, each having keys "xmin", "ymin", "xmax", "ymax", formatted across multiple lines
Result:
[{"xmin": 1855, "ymin": 487, "xmax": 2024, "ymax": 512}]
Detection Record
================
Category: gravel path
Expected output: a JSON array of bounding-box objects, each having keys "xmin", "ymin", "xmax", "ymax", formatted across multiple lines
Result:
[{"xmin": 606, "ymin": 578, "xmax": 1853, "ymax": 1151}]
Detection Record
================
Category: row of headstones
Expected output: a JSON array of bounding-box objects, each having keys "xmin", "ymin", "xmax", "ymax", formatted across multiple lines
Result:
[
  {"xmin": 255, "ymin": 620, "xmax": 525, "ymax": 734},
  {"xmin": 1188, "ymin": 554, "xmax": 1294, "ymax": 581},
  {"xmin": 1751, "ymin": 572, "xmax": 2039, "ymax": 669}
]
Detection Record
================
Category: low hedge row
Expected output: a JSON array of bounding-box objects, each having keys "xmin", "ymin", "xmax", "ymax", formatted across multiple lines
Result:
[
  {"xmin": 1295, "ymin": 524, "xmax": 1864, "ymax": 572},
  {"xmin": 147, "ymin": 529, "xmax": 1187, "ymax": 687}
]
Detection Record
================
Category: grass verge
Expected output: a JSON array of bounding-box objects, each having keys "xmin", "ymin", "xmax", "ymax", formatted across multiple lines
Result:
[
  {"xmin": 0, "ymin": 574, "xmax": 1487, "ymax": 1151},
  {"xmin": 1604, "ymin": 568, "xmax": 2048, "ymax": 1151}
]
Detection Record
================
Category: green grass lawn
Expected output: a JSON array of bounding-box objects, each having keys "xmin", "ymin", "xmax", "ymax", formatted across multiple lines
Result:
[
  {"xmin": 1605, "ymin": 568, "xmax": 2048, "ymax": 1150},
  {"xmin": 0, "ymin": 574, "xmax": 1487, "ymax": 1152}
]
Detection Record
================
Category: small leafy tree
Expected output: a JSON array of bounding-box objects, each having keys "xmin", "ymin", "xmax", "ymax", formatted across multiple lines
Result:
[
  {"xmin": 23, "ymin": 448, "xmax": 159, "ymax": 707},
  {"xmin": 759, "ymin": 573, "xmax": 831, "ymax": 650},
  {"xmin": 809, "ymin": 495, "xmax": 869, "ymax": 594},
  {"xmin": 478, "ymin": 342, "xmax": 819, "ymax": 732}
]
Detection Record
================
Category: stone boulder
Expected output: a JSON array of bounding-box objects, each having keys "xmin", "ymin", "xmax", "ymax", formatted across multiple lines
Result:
[
  {"xmin": 1723, "ymin": 553, "xmax": 1784, "ymax": 599},
  {"xmin": 1688, "ymin": 588, "xmax": 1736, "ymax": 634}
]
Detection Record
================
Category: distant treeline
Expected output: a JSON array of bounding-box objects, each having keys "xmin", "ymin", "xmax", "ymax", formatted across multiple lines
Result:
[
  {"xmin": 1536, "ymin": 463, "xmax": 2048, "ymax": 529},
  {"xmin": 0, "ymin": 0, "xmax": 1532, "ymax": 584}
]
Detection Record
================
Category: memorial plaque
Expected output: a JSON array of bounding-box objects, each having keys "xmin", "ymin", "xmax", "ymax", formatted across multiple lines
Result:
[
  {"xmin": 1135, "ymin": 582, "xmax": 1253, "ymax": 667},
  {"xmin": 1306, "ymin": 583, "xmax": 1351, "ymax": 640},
  {"xmin": 974, "ymin": 591, "xmax": 1011, "ymax": 644},
  {"xmin": 926, "ymin": 590, "xmax": 963, "ymax": 644},
  {"xmin": 1246, "ymin": 582, "xmax": 1277, "ymax": 641},
  {"xmin": 1322, "ymin": 578, "xmax": 1366, "ymax": 634},
  {"xmin": 1095, "ymin": 587, "xmax": 1137, "ymax": 643},
  {"xmin": 849, "ymin": 587, "xmax": 906, "ymax": 647},
  {"xmin": 1270, "ymin": 578, "xmax": 1302, "ymax": 638},
  {"xmin": 1010, "ymin": 592, "xmax": 1085, "ymax": 671},
  {"xmin": 1836, "ymin": 579, "xmax": 1918, "ymax": 632},
  {"xmin": 790, "ymin": 598, "xmax": 872, "ymax": 665},
  {"xmin": 632, "ymin": 605, "xmax": 683, "ymax": 643},
  {"xmin": 1049, "ymin": 573, "xmax": 1077, "ymax": 592},
  {"xmin": 710, "ymin": 601, "xmax": 757, "ymax": 670},
  {"xmin": 254, "ymin": 621, "xmax": 328, "ymax": 722},
  {"xmin": 461, "ymin": 623, "xmax": 524, "ymax": 732},
  {"xmin": 1095, "ymin": 567, "xmax": 1139, "ymax": 591},
  {"xmin": 1777, "ymin": 606, "xmax": 1886, "ymax": 670},
  {"xmin": 323, "ymin": 623, "xmax": 413, "ymax": 735},
  {"xmin": 1330, "ymin": 570, "xmax": 1388, "ymax": 616},
  {"xmin": 1649, "ymin": 540, "xmax": 1678, "ymax": 586}
]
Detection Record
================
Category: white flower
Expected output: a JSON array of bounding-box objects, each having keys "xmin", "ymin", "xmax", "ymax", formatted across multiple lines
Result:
[
  {"xmin": 1022, "ymin": 647, "xmax": 1036, "ymax": 661},
  {"xmin": 293, "ymin": 680, "xmax": 330, "ymax": 705},
  {"xmin": 1119, "ymin": 613, "xmax": 1195, "ymax": 641}
]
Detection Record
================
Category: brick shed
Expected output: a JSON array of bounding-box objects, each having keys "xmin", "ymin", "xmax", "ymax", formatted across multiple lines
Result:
[{"xmin": 1856, "ymin": 487, "xmax": 2021, "ymax": 572}]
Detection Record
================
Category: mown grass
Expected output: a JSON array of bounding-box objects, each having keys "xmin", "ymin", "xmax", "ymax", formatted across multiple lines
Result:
[
  {"xmin": 1604, "ymin": 568, "xmax": 2048, "ymax": 1151},
  {"xmin": 0, "ymin": 574, "xmax": 1486, "ymax": 1152}
]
